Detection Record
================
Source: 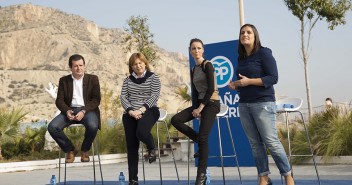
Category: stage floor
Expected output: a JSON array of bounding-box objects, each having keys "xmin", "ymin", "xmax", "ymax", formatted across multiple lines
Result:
[
  {"xmin": 55, "ymin": 179, "xmax": 352, "ymax": 185},
  {"xmin": 0, "ymin": 161, "xmax": 351, "ymax": 185}
]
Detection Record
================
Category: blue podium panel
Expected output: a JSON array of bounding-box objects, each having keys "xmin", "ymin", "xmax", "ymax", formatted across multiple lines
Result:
[{"xmin": 189, "ymin": 40, "xmax": 255, "ymax": 166}]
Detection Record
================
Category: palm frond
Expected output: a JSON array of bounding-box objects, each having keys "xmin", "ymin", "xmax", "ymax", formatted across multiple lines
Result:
[{"xmin": 175, "ymin": 85, "xmax": 191, "ymax": 103}]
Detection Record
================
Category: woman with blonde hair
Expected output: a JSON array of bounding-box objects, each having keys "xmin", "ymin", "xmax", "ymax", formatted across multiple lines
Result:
[{"xmin": 120, "ymin": 53, "xmax": 161, "ymax": 185}]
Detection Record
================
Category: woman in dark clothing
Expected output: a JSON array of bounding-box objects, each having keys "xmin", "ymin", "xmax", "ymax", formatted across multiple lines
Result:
[
  {"xmin": 120, "ymin": 52, "xmax": 161, "ymax": 185},
  {"xmin": 228, "ymin": 24, "xmax": 294, "ymax": 185},
  {"xmin": 171, "ymin": 38, "xmax": 220, "ymax": 185}
]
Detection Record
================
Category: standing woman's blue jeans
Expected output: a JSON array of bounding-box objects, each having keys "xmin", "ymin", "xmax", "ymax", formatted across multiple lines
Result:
[{"xmin": 238, "ymin": 101, "xmax": 292, "ymax": 177}]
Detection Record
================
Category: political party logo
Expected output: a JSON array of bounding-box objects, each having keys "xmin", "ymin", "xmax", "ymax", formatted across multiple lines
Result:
[{"xmin": 210, "ymin": 56, "xmax": 234, "ymax": 88}]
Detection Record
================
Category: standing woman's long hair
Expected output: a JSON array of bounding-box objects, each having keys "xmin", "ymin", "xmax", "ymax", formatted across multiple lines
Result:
[{"xmin": 237, "ymin": 24, "xmax": 262, "ymax": 60}]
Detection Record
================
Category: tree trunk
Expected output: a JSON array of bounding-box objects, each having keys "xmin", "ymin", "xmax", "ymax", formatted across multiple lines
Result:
[
  {"xmin": 304, "ymin": 61, "xmax": 313, "ymax": 118},
  {"xmin": 301, "ymin": 17, "xmax": 313, "ymax": 119}
]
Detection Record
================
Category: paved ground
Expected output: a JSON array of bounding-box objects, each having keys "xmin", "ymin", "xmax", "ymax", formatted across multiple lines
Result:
[{"xmin": 0, "ymin": 161, "xmax": 351, "ymax": 185}]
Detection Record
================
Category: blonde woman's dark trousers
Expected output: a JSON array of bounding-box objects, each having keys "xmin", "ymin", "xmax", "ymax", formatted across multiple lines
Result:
[{"xmin": 122, "ymin": 107, "xmax": 160, "ymax": 182}]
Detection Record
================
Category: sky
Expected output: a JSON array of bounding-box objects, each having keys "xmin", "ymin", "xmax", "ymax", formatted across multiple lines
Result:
[{"xmin": 1, "ymin": 0, "xmax": 352, "ymax": 109}]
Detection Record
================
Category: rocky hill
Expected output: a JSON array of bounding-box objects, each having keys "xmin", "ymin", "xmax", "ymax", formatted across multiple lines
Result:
[{"xmin": 0, "ymin": 4, "xmax": 190, "ymax": 122}]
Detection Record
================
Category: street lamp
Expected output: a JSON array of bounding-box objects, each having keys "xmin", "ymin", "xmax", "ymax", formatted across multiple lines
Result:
[{"xmin": 238, "ymin": 0, "xmax": 245, "ymax": 26}]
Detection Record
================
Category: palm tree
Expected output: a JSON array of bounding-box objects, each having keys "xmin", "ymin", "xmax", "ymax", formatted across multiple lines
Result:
[
  {"xmin": 23, "ymin": 127, "xmax": 46, "ymax": 153},
  {"xmin": 174, "ymin": 83, "xmax": 193, "ymax": 138},
  {"xmin": 0, "ymin": 108, "xmax": 27, "ymax": 160},
  {"xmin": 175, "ymin": 83, "xmax": 191, "ymax": 104}
]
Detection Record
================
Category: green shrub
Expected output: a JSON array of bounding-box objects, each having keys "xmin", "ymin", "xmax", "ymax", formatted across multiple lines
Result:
[
  {"xmin": 18, "ymin": 150, "xmax": 59, "ymax": 161},
  {"xmin": 23, "ymin": 127, "xmax": 47, "ymax": 153},
  {"xmin": 1, "ymin": 138, "xmax": 30, "ymax": 160},
  {"xmin": 0, "ymin": 107, "xmax": 27, "ymax": 160},
  {"xmin": 1, "ymin": 142, "xmax": 18, "ymax": 160},
  {"xmin": 65, "ymin": 126, "xmax": 85, "ymax": 150},
  {"xmin": 324, "ymin": 108, "xmax": 352, "ymax": 159},
  {"xmin": 277, "ymin": 124, "xmax": 299, "ymax": 155},
  {"xmin": 150, "ymin": 116, "xmax": 178, "ymax": 150},
  {"xmin": 287, "ymin": 106, "xmax": 352, "ymax": 163},
  {"xmin": 98, "ymin": 122, "xmax": 126, "ymax": 154}
]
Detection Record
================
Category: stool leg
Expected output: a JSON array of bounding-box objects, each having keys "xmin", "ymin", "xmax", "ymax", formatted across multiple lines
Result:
[
  {"xmin": 283, "ymin": 111, "xmax": 293, "ymax": 185},
  {"xmin": 141, "ymin": 144, "xmax": 146, "ymax": 184},
  {"xmin": 92, "ymin": 142, "xmax": 96, "ymax": 185},
  {"xmin": 94, "ymin": 138, "xmax": 104, "ymax": 185},
  {"xmin": 156, "ymin": 122, "xmax": 163, "ymax": 185},
  {"xmin": 225, "ymin": 117, "xmax": 242, "ymax": 184},
  {"xmin": 58, "ymin": 150, "xmax": 61, "ymax": 185},
  {"xmin": 299, "ymin": 111, "xmax": 321, "ymax": 185},
  {"xmin": 285, "ymin": 112, "xmax": 293, "ymax": 164},
  {"xmin": 163, "ymin": 120, "xmax": 179, "ymax": 182},
  {"xmin": 64, "ymin": 128, "xmax": 67, "ymax": 185},
  {"xmin": 217, "ymin": 117, "xmax": 226, "ymax": 184},
  {"xmin": 64, "ymin": 152, "xmax": 67, "ymax": 185},
  {"xmin": 187, "ymin": 137, "xmax": 190, "ymax": 185}
]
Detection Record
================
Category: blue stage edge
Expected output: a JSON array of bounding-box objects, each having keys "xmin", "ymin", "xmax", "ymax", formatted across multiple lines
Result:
[{"xmin": 49, "ymin": 179, "xmax": 352, "ymax": 185}]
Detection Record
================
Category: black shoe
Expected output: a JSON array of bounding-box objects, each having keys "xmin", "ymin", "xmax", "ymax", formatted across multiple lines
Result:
[
  {"xmin": 267, "ymin": 177, "xmax": 273, "ymax": 185},
  {"xmin": 195, "ymin": 172, "xmax": 207, "ymax": 185},
  {"xmin": 193, "ymin": 151, "xmax": 199, "ymax": 158},
  {"xmin": 148, "ymin": 149, "xmax": 156, "ymax": 163},
  {"xmin": 129, "ymin": 180, "xmax": 138, "ymax": 185},
  {"xmin": 260, "ymin": 177, "xmax": 272, "ymax": 185}
]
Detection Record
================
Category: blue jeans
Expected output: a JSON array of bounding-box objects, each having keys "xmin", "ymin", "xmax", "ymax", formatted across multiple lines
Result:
[
  {"xmin": 239, "ymin": 102, "xmax": 291, "ymax": 176},
  {"xmin": 48, "ymin": 107, "xmax": 99, "ymax": 153}
]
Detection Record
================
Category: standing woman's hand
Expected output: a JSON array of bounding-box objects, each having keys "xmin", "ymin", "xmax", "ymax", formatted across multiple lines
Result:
[
  {"xmin": 228, "ymin": 80, "xmax": 236, "ymax": 90},
  {"xmin": 233, "ymin": 74, "xmax": 250, "ymax": 87}
]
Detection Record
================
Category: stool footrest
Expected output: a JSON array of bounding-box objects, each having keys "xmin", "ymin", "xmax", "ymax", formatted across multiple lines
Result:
[
  {"xmin": 208, "ymin": 155, "xmax": 238, "ymax": 159},
  {"xmin": 158, "ymin": 148, "xmax": 177, "ymax": 151},
  {"xmin": 143, "ymin": 153, "xmax": 169, "ymax": 158},
  {"xmin": 290, "ymin": 154, "xmax": 315, "ymax": 157}
]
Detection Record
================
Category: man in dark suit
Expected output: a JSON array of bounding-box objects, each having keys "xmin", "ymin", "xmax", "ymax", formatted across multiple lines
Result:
[{"xmin": 48, "ymin": 54, "xmax": 101, "ymax": 163}]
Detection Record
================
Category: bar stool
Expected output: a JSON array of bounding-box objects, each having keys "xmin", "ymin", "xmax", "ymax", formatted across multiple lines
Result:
[
  {"xmin": 58, "ymin": 124, "xmax": 104, "ymax": 185},
  {"xmin": 141, "ymin": 109, "xmax": 179, "ymax": 184},
  {"xmin": 189, "ymin": 103, "xmax": 242, "ymax": 184},
  {"xmin": 276, "ymin": 98, "xmax": 321, "ymax": 185}
]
